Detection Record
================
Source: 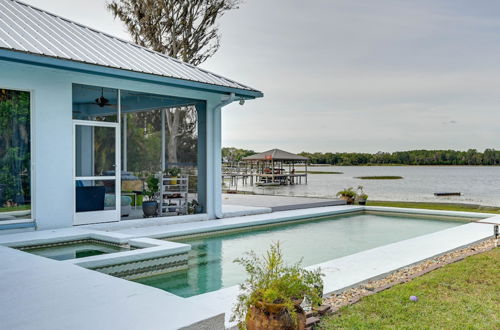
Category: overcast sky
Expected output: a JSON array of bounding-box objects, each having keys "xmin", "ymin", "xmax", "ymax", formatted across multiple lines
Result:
[{"xmin": 22, "ymin": 0, "xmax": 500, "ymax": 153}]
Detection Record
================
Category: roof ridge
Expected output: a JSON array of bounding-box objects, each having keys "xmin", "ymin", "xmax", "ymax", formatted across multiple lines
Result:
[{"xmin": 9, "ymin": 0, "xmax": 260, "ymax": 93}]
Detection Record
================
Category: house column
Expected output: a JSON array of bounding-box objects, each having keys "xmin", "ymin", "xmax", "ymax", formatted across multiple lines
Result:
[
  {"xmin": 197, "ymin": 95, "xmax": 236, "ymax": 219},
  {"xmin": 196, "ymin": 102, "xmax": 208, "ymax": 216},
  {"xmin": 212, "ymin": 101, "xmax": 223, "ymax": 218},
  {"xmin": 198, "ymin": 98, "xmax": 224, "ymax": 219}
]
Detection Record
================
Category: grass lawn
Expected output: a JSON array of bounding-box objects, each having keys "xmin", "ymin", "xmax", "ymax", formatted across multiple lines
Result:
[
  {"xmin": 367, "ymin": 200, "xmax": 500, "ymax": 214},
  {"xmin": 320, "ymin": 248, "xmax": 500, "ymax": 329},
  {"xmin": 0, "ymin": 205, "xmax": 30, "ymax": 213}
]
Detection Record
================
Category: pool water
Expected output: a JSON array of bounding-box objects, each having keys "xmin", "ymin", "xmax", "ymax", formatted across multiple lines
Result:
[
  {"xmin": 134, "ymin": 212, "xmax": 467, "ymax": 297},
  {"xmin": 24, "ymin": 242, "xmax": 126, "ymax": 260}
]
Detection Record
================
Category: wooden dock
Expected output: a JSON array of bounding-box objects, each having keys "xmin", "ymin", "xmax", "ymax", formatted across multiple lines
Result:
[{"xmin": 222, "ymin": 172, "xmax": 307, "ymax": 187}]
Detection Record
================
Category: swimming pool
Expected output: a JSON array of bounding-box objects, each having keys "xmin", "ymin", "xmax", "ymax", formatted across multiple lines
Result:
[{"xmin": 134, "ymin": 211, "xmax": 469, "ymax": 297}]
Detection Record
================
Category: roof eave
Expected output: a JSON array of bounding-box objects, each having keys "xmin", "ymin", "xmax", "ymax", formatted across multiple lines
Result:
[{"xmin": 0, "ymin": 49, "xmax": 264, "ymax": 99}]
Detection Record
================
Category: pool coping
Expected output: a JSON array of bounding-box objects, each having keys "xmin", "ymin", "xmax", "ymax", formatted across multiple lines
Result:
[{"xmin": 0, "ymin": 228, "xmax": 192, "ymax": 279}]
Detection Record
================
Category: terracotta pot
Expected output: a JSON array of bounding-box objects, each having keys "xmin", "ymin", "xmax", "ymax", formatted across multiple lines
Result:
[
  {"xmin": 246, "ymin": 301, "xmax": 306, "ymax": 330},
  {"xmin": 340, "ymin": 196, "xmax": 355, "ymax": 205}
]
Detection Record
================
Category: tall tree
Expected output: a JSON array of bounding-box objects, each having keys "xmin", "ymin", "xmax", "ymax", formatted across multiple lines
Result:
[{"xmin": 107, "ymin": 0, "xmax": 241, "ymax": 164}]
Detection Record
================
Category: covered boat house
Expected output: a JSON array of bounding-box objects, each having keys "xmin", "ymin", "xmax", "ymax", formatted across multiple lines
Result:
[
  {"xmin": 0, "ymin": 0, "xmax": 262, "ymax": 231},
  {"xmin": 242, "ymin": 149, "xmax": 309, "ymax": 186}
]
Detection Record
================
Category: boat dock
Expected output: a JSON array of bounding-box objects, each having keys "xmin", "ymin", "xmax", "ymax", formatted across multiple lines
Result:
[
  {"xmin": 222, "ymin": 172, "xmax": 308, "ymax": 186},
  {"xmin": 223, "ymin": 148, "xmax": 310, "ymax": 188}
]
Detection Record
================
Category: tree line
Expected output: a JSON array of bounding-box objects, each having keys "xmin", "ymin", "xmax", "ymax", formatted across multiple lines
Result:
[
  {"xmin": 222, "ymin": 147, "xmax": 500, "ymax": 165},
  {"xmin": 299, "ymin": 149, "xmax": 500, "ymax": 165}
]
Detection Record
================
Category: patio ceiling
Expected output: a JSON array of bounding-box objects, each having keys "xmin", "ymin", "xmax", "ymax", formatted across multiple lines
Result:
[{"xmin": 72, "ymin": 84, "xmax": 201, "ymax": 116}]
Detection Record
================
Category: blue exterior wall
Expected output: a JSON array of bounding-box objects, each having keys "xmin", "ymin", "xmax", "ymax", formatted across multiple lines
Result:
[{"xmin": 0, "ymin": 59, "xmax": 226, "ymax": 229}]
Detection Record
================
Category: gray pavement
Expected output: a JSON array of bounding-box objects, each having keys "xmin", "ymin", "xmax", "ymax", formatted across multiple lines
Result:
[{"xmin": 222, "ymin": 193, "xmax": 346, "ymax": 211}]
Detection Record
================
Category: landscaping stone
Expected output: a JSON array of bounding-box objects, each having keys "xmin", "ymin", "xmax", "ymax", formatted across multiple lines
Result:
[
  {"xmin": 305, "ymin": 316, "xmax": 321, "ymax": 328},
  {"xmin": 324, "ymin": 238, "xmax": 496, "ymax": 313},
  {"xmin": 313, "ymin": 305, "xmax": 331, "ymax": 315}
]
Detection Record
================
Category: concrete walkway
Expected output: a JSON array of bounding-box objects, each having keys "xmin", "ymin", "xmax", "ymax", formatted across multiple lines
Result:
[
  {"xmin": 222, "ymin": 193, "xmax": 345, "ymax": 211},
  {"xmin": 0, "ymin": 246, "xmax": 224, "ymax": 330}
]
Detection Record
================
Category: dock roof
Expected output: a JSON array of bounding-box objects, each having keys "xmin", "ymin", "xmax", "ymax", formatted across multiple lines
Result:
[
  {"xmin": 0, "ymin": 0, "xmax": 262, "ymax": 97},
  {"xmin": 243, "ymin": 149, "xmax": 308, "ymax": 161}
]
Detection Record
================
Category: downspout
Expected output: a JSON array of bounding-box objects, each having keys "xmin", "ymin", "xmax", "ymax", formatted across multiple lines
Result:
[{"xmin": 212, "ymin": 93, "xmax": 241, "ymax": 218}]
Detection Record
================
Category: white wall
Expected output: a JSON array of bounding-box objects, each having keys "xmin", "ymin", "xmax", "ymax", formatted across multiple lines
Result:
[{"xmin": 0, "ymin": 59, "xmax": 225, "ymax": 229}]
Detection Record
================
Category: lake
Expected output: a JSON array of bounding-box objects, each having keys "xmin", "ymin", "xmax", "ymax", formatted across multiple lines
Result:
[{"xmin": 231, "ymin": 166, "xmax": 500, "ymax": 206}]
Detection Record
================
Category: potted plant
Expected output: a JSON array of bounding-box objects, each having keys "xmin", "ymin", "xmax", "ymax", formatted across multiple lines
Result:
[
  {"xmin": 165, "ymin": 167, "xmax": 181, "ymax": 185},
  {"xmin": 356, "ymin": 185, "xmax": 368, "ymax": 205},
  {"xmin": 336, "ymin": 187, "xmax": 357, "ymax": 205},
  {"xmin": 231, "ymin": 242, "xmax": 323, "ymax": 330},
  {"xmin": 188, "ymin": 199, "xmax": 203, "ymax": 214},
  {"xmin": 142, "ymin": 175, "xmax": 159, "ymax": 218}
]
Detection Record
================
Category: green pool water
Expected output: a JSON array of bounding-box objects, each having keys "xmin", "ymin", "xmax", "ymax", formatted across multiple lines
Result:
[
  {"xmin": 24, "ymin": 241, "xmax": 126, "ymax": 260},
  {"xmin": 134, "ymin": 212, "xmax": 467, "ymax": 297}
]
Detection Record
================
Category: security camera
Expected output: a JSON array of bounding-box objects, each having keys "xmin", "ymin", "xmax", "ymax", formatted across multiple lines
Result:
[{"xmin": 239, "ymin": 99, "xmax": 245, "ymax": 105}]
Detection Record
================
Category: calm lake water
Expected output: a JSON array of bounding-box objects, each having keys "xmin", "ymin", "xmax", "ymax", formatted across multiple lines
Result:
[{"xmin": 232, "ymin": 166, "xmax": 500, "ymax": 206}]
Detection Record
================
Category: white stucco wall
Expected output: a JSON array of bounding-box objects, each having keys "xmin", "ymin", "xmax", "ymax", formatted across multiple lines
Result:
[{"xmin": 0, "ymin": 59, "xmax": 224, "ymax": 229}]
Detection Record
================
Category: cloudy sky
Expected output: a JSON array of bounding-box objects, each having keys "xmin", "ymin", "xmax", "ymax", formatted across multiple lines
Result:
[{"xmin": 22, "ymin": 0, "xmax": 500, "ymax": 153}]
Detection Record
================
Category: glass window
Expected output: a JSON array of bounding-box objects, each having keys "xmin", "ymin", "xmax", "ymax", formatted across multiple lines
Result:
[
  {"xmin": 120, "ymin": 90, "xmax": 199, "ymax": 219},
  {"xmin": 0, "ymin": 89, "xmax": 31, "ymax": 221},
  {"xmin": 75, "ymin": 125, "xmax": 116, "ymax": 177}
]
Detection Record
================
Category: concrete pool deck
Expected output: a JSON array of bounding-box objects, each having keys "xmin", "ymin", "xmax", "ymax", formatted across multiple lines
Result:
[
  {"xmin": 0, "ymin": 245, "xmax": 224, "ymax": 330},
  {"xmin": 222, "ymin": 193, "xmax": 346, "ymax": 212},
  {"xmin": 0, "ymin": 205, "xmax": 498, "ymax": 329}
]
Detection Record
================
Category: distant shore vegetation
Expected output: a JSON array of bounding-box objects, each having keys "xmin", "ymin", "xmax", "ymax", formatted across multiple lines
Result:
[
  {"xmin": 299, "ymin": 149, "xmax": 500, "ymax": 166},
  {"xmin": 356, "ymin": 176, "xmax": 403, "ymax": 180},
  {"xmin": 296, "ymin": 170, "xmax": 343, "ymax": 174},
  {"xmin": 222, "ymin": 147, "xmax": 500, "ymax": 166}
]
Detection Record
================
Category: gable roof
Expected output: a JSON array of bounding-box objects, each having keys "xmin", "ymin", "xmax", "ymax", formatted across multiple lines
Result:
[
  {"xmin": 0, "ymin": 0, "xmax": 262, "ymax": 97},
  {"xmin": 242, "ymin": 149, "xmax": 308, "ymax": 161}
]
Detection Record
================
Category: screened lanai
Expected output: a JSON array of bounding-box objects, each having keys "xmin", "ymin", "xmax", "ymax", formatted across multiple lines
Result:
[{"xmin": 72, "ymin": 83, "xmax": 202, "ymax": 221}]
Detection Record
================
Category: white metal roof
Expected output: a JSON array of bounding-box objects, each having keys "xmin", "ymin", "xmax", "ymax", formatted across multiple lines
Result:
[
  {"xmin": 0, "ymin": 0, "xmax": 260, "ymax": 94},
  {"xmin": 243, "ymin": 149, "xmax": 308, "ymax": 161}
]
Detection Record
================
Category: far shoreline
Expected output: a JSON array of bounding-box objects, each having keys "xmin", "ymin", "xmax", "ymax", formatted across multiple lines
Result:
[{"xmin": 295, "ymin": 164, "xmax": 500, "ymax": 167}]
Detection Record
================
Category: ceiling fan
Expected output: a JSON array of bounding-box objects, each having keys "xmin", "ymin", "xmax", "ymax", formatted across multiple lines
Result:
[{"xmin": 94, "ymin": 88, "xmax": 114, "ymax": 107}]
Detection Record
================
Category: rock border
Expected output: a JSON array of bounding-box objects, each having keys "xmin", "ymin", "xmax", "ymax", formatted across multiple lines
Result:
[{"xmin": 323, "ymin": 238, "xmax": 498, "ymax": 313}]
